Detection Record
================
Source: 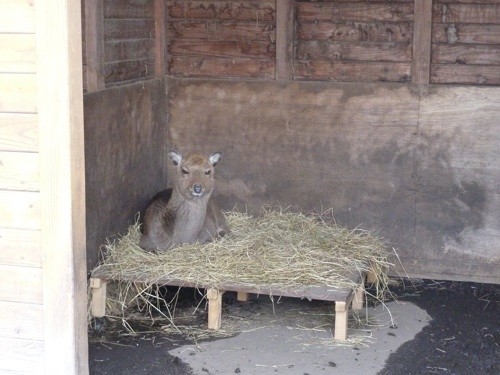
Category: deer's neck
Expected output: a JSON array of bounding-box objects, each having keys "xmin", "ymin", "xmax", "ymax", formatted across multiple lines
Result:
[{"xmin": 170, "ymin": 189, "xmax": 210, "ymax": 243}]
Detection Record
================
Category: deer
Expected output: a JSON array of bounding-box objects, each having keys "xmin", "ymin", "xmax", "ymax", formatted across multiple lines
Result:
[{"xmin": 139, "ymin": 150, "xmax": 229, "ymax": 252}]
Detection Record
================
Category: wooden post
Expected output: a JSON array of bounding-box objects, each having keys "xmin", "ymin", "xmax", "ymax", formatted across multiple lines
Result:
[
  {"xmin": 237, "ymin": 291, "xmax": 249, "ymax": 302},
  {"xmin": 352, "ymin": 278, "xmax": 365, "ymax": 311},
  {"xmin": 334, "ymin": 301, "xmax": 348, "ymax": 340},
  {"xmin": 412, "ymin": 0, "xmax": 433, "ymax": 85},
  {"xmin": 154, "ymin": 0, "xmax": 167, "ymax": 77},
  {"xmin": 85, "ymin": 0, "xmax": 105, "ymax": 91},
  {"xmin": 207, "ymin": 289, "xmax": 223, "ymax": 330},
  {"xmin": 275, "ymin": 0, "xmax": 295, "ymax": 80},
  {"xmin": 90, "ymin": 278, "xmax": 107, "ymax": 318}
]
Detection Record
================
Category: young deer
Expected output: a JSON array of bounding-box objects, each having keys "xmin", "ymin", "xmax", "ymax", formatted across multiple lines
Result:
[{"xmin": 139, "ymin": 150, "xmax": 229, "ymax": 252}]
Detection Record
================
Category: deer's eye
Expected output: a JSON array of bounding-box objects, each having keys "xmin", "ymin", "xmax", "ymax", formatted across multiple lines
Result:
[
  {"xmin": 205, "ymin": 170, "xmax": 211, "ymax": 176},
  {"xmin": 181, "ymin": 168, "xmax": 189, "ymax": 175}
]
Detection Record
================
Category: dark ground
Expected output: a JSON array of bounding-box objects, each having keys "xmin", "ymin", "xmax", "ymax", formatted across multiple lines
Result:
[{"xmin": 88, "ymin": 279, "xmax": 499, "ymax": 375}]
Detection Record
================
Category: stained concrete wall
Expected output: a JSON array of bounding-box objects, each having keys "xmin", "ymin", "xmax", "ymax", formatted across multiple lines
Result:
[
  {"xmin": 84, "ymin": 79, "xmax": 169, "ymax": 268},
  {"xmin": 167, "ymin": 79, "xmax": 500, "ymax": 284}
]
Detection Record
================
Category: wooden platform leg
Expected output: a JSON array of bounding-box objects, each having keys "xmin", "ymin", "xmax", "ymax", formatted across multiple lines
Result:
[
  {"xmin": 334, "ymin": 301, "xmax": 348, "ymax": 340},
  {"xmin": 237, "ymin": 291, "xmax": 249, "ymax": 302},
  {"xmin": 90, "ymin": 278, "xmax": 107, "ymax": 318},
  {"xmin": 352, "ymin": 278, "xmax": 365, "ymax": 311},
  {"xmin": 207, "ymin": 288, "xmax": 223, "ymax": 330}
]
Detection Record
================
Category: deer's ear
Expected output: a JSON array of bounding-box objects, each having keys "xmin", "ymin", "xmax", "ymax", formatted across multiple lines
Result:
[
  {"xmin": 168, "ymin": 151, "xmax": 183, "ymax": 167},
  {"xmin": 209, "ymin": 152, "xmax": 222, "ymax": 167}
]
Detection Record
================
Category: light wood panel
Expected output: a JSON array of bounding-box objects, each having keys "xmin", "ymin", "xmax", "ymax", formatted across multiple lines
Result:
[
  {"xmin": 0, "ymin": 228, "xmax": 41, "ymax": 267},
  {"xmin": 0, "ymin": 190, "xmax": 40, "ymax": 230},
  {"xmin": 0, "ymin": 74, "xmax": 37, "ymax": 113},
  {"xmin": 0, "ymin": 0, "xmax": 35, "ymax": 33},
  {"xmin": 0, "ymin": 113, "xmax": 38, "ymax": 152},
  {"xmin": 0, "ymin": 337, "xmax": 44, "ymax": 374},
  {"xmin": 0, "ymin": 264, "xmax": 42, "ymax": 304},
  {"xmin": 0, "ymin": 301, "xmax": 44, "ymax": 340},
  {"xmin": 0, "ymin": 34, "xmax": 36, "ymax": 73},
  {"xmin": 0, "ymin": 151, "xmax": 39, "ymax": 191}
]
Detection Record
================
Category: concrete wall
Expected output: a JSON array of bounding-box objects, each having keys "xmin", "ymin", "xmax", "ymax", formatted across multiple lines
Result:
[
  {"xmin": 84, "ymin": 79, "xmax": 169, "ymax": 268},
  {"xmin": 167, "ymin": 79, "xmax": 500, "ymax": 284}
]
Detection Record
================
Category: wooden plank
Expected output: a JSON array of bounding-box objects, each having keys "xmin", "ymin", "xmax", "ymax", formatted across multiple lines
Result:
[
  {"xmin": 433, "ymin": 3, "xmax": 500, "ymax": 24},
  {"xmin": 433, "ymin": 23, "xmax": 500, "ymax": 45},
  {"xmin": 0, "ymin": 337, "xmax": 44, "ymax": 374},
  {"xmin": 85, "ymin": 0, "xmax": 105, "ymax": 92},
  {"xmin": 0, "ymin": 34, "xmax": 36, "ymax": 73},
  {"xmin": 0, "ymin": 113, "xmax": 38, "ymax": 152},
  {"xmin": 0, "ymin": 0, "xmax": 35, "ymax": 33},
  {"xmin": 412, "ymin": 0, "xmax": 433, "ymax": 85},
  {"xmin": 155, "ymin": 0, "xmax": 168, "ymax": 76},
  {"xmin": 294, "ymin": 60, "xmax": 412, "ymax": 82},
  {"xmin": 104, "ymin": 58, "xmax": 156, "ymax": 84},
  {"xmin": 432, "ymin": 44, "xmax": 500, "ymax": 65},
  {"xmin": 167, "ymin": 1, "xmax": 276, "ymax": 22},
  {"xmin": 0, "ymin": 228, "xmax": 41, "ymax": 267},
  {"xmin": 90, "ymin": 278, "xmax": 107, "ymax": 318},
  {"xmin": 0, "ymin": 264, "xmax": 42, "ymax": 304},
  {"xmin": 334, "ymin": 301, "xmax": 348, "ymax": 340},
  {"xmin": 0, "ymin": 74, "xmax": 37, "ymax": 113},
  {"xmin": 297, "ymin": 41, "xmax": 412, "ymax": 62},
  {"xmin": 167, "ymin": 20, "xmax": 275, "ymax": 41},
  {"xmin": 0, "ymin": 301, "xmax": 44, "ymax": 340},
  {"xmin": 169, "ymin": 55, "xmax": 275, "ymax": 78},
  {"xmin": 297, "ymin": 2, "xmax": 414, "ymax": 22},
  {"xmin": 431, "ymin": 64, "xmax": 500, "ymax": 85},
  {"xmin": 0, "ymin": 151, "xmax": 39, "ymax": 191},
  {"xmin": 297, "ymin": 21, "xmax": 413, "ymax": 42},
  {"xmin": 207, "ymin": 288, "xmax": 223, "ymax": 330},
  {"xmin": 276, "ymin": 0, "xmax": 294, "ymax": 80},
  {"xmin": 104, "ymin": 0, "xmax": 154, "ymax": 19},
  {"xmin": 169, "ymin": 39, "xmax": 275, "ymax": 60},
  {"xmin": 105, "ymin": 39, "xmax": 156, "ymax": 63},
  {"xmin": 0, "ymin": 190, "xmax": 40, "ymax": 230},
  {"xmin": 105, "ymin": 19, "xmax": 155, "ymax": 41},
  {"xmin": 36, "ymin": 0, "xmax": 88, "ymax": 372}
]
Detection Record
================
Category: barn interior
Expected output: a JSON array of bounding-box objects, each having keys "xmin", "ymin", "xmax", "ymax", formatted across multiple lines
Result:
[{"xmin": 83, "ymin": 0, "xmax": 500, "ymax": 285}]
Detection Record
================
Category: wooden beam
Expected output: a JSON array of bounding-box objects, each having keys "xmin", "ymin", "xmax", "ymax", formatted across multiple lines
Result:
[
  {"xmin": 155, "ymin": 0, "xmax": 167, "ymax": 76},
  {"xmin": 275, "ymin": 0, "xmax": 295, "ymax": 80},
  {"xmin": 85, "ymin": 0, "xmax": 105, "ymax": 91},
  {"xmin": 412, "ymin": 0, "xmax": 433, "ymax": 85},
  {"xmin": 90, "ymin": 278, "xmax": 107, "ymax": 318},
  {"xmin": 36, "ymin": 0, "xmax": 88, "ymax": 373},
  {"xmin": 207, "ymin": 289, "xmax": 223, "ymax": 330},
  {"xmin": 334, "ymin": 301, "xmax": 348, "ymax": 340}
]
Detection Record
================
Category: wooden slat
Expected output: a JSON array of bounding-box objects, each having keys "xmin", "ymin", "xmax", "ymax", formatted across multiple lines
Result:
[
  {"xmin": 0, "ymin": 264, "xmax": 42, "ymax": 304},
  {"xmin": 297, "ymin": 21, "xmax": 413, "ymax": 42},
  {"xmin": 0, "ymin": 0, "xmax": 35, "ymax": 33},
  {"xmin": 85, "ymin": 0, "xmax": 105, "ymax": 92},
  {"xmin": 104, "ymin": 19, "xmax": 155, "ymax": 40},
  {"xmin": 412, "ymin": 0, "xmax": 433, "ymax": 85},
  {"xmin": 433, "ymin": 3, "xmax": 500, "ymax": 24},
  {"xmin": 167, "ymin": 0, "xmax": 276, "ymax": 21},
  {"xmin": 0, "ymin": 34, "xmax": 36, "ymax": 73},
  {"xmin": 104, "ymin": 0, "xmax": 154, "ymax": 19},
  {"xmin": 0, "ymin": 228, "xmax": 41, "ymax": 267},
  {"xmin": 0, "ymin": 74, "xmax": 37, "ymax": 113},
  {"xmin": 297, "ymin": 2, "xmax": 414, "ymax": 22},
  {"xmin": 104, "ymin": 58, "xmax": 156, "ymax": 85},
  {"xmin": 105, "ymin": 39, "xmax": 156, "ymax": 63},
  {"xmin": 276, "ymin": 0, "xmax": 294, "ymax": 80},
  {"xmin": 432, "ymin": 44, "xmax": 500, "ymax": 65},
  {"xmin": 297, "ymin": 41, "xmax": 412, "ymax": 62},
  {"xmin": 0, "ymin": 337, "xmax": 44, "ymax": 374},
  {"xmin": 155, "ymin": 0, "xmax": 168, "ymax": 76},
  {"xmin": 167, "ymin": 21, "xmax": 275, "ymax": 41},
  {"xmin": 433, "ymin": 23, "xmax": 500, "ymax": 45},
  {"xmin": 431, "ymin": 64, "xmax": 500, "ymax": 84},
  {"xmin": 0, "ymin": 151, "xmax": 39, "ymax": 191},
  {"xmin": 169, "ymin": 39, "xmax": 275, "ymax": 60},
  {"xmin": 169, "ymin": 55, "xmax": 275, "ymax": 78},
  {"xmin": 294, "ymin": 61, "xmax": 412, "ymax": 82},
  {"xmin": 0, "ymin": 190, "xmax": 40, "ymax": 230},
  {"xmin": 0, "ymin": 113, "xmax": 38, "ymax": 152},
  {"xmin": 0, "ymin": 301, "xmax": 44, "ymax": 340}
]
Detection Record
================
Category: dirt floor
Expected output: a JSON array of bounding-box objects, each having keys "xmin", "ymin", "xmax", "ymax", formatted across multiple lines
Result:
[{"xmin": 88, "ymin": 279, "xmax": 499, "ymax": 375}]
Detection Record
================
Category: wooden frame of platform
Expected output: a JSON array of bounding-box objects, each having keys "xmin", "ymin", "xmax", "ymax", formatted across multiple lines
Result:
[{"xmin": 90, "ymin": 269, "xmax": 372, "ymax": 341}]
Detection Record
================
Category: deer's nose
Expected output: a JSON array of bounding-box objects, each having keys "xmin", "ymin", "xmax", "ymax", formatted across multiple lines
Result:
[{"xmin": 193, "ymin": 184, "xmax": 203, "ymax": 195}]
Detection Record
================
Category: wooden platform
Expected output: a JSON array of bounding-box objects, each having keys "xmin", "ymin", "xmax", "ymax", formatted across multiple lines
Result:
[{"xmin": 90, "ymin": 269, "xmax": 371, "ymax": 340}]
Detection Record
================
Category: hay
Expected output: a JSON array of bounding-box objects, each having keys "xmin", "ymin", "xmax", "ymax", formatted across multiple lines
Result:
[{"xmin": 93, "ymin": 209, "xmax": 392, "ymax": 293}]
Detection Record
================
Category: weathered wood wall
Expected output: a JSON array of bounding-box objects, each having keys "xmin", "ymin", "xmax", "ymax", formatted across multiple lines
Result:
[
  {"xmin": 84, "ymin": 79, "xmax": 169, "ymax": 268},
  {"xmin": 0, "ymin": 0, "xmax": 44, "ymax": 372},
  {"xmin": 167, "ymin": 79, "xmax": 500, "ymax": 284}
]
